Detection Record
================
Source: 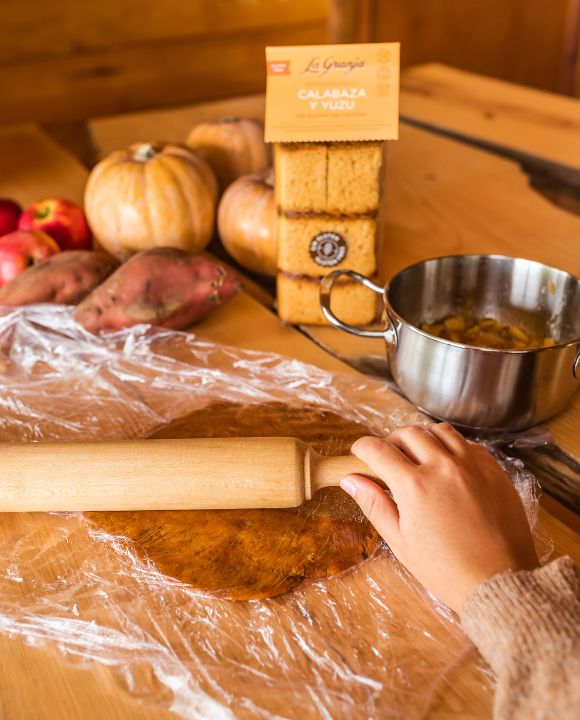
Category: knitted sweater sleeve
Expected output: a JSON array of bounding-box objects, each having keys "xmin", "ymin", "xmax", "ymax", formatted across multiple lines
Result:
[{"xmin": 460, "ymin": 556, "xmax": 580, "ymax": 720}]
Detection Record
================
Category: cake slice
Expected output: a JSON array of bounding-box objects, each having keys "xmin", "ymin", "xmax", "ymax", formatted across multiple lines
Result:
[
  {"xmin": 277, "ymin": 214, "xmax": 377, "ymax": 277},
  {"xmin": 275, "ymin": 141, "xmax": 384, "ymax": 214},
  {"xmin": 277, "ymin": 272, "xmax": 378, "ymax": 326},
  {"xmin": 274, "ymin": 143, "xmax": 327, "ymax": 213},
  {"xmin": 327, "ymin": 142, "xmax": 383, "ymax": 215}
]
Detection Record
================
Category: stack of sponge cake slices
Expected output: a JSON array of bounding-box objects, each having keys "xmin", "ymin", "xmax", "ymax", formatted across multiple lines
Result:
[{"xmin": 275, "ymin": 141, "xmax": 383, "ymax": 325}]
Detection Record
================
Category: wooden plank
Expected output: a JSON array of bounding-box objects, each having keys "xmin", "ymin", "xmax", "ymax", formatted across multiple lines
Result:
[
  {"xmin": 328, "ymin": 0, "xmax": 375, "ymax": 43},
  {"xmin": 0, "ymin": 19, "xmax": 326, "ymax": 125},
  {"xmin": 0, "ymin": 124, "xmax": 87, "ymax": 206},
  {"xmin": 541, "ymin": 492, "xmax": 580, "ymax": 534},
  {"xmin": 0, "ymin": 0, "xmax": 328, "ymax": 63},
  {"xmin": 400, "ymin": 63, "xmax": 580, "ymax": 174},
  {"xmin": 371, "ymin": 0, "xmax": 572, "ymax": 94},
  {"xmin": 0, "ymin": 636, "xmax": 177, "ymax": 720},
  {"xmin": 379, "ymin": 123, "xmax": 580, "ymax": 278},
  {"xmin": 561, "ymin": 0, "xmax": 580, "ymax": 94},
  {"xmin": 332, "ymin": 0, "xmax": 580, "ymax": 95},
  {"xmin": 91, "ymin": 94, "xmax": 267, "ymax": 159}
]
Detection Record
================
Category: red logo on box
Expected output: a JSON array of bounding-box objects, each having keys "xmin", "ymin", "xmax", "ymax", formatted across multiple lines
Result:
[{"xmin": 267, "ymin": 60, "xmax": 290, "ymax": 75}]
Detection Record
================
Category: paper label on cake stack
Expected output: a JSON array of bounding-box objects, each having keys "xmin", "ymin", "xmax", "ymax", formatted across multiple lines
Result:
[
  {"xmin": 265, "ymin": 43, "xmax": 399, "ymax": 143},
  {"xmin": 266, "ymin": 43, "xmax": 400, "ymax": 326}
]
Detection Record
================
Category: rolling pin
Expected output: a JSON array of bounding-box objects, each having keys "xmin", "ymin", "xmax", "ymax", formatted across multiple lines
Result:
[{"xmin": 0, "ymin": 437, "xmax": 379, "ymax": 512}]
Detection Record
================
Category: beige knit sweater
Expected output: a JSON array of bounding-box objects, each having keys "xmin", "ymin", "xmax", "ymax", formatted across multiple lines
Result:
[{"xmin": 460, "ymin": 556, "xmax": 580, "ymax": 719}]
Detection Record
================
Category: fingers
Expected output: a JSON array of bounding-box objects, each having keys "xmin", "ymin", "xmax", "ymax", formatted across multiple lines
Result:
[
  {"xmin": 387, "ymin": 425, "xmax": 448, "ymax": 464},
  {"xmin": 427, "ymin": 422, "xmax": 469, "ymax": 456},
  {"xmin": 351, "ymin": 436, "xmax": 415, "ymax": 497},
  {"xmin": 340, "ymin": 474, "xmax": 401, "ymax": 549}
]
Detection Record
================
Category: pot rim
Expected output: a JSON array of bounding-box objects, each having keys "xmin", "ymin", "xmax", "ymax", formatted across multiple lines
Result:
[{"xmin": 383, "ymin": 253, "xmax": 580, "ymax": 355}]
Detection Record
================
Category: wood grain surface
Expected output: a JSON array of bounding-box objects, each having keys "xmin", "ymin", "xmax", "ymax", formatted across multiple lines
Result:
[
  {"xmin": 400, "ymin": 63, "xmax": 580, "ymax": 173},
  {"xmin": 2, "ymin": 0, "xmax": 576, "ymax": 127},
  {"xmin": 0, "ymin": 0, "xmax": 327, "ymax": 62},
  {"xmin": 329, "ymin": 0, "xmax": 578, "ymax": 92},
  {"xmin": 0, "ymin": 124, "xmax": 86, "ymax": 206},
  {"xmin": 0, "ymin": 0, "xmax": 328, "ymax": 125},
  {"xmin": 0, "ymin": 97, "xmax": 578, "ymax": 718},
  {"xmin": 366, "ymin": 0, "xmax": 576, "ymax": 94}
]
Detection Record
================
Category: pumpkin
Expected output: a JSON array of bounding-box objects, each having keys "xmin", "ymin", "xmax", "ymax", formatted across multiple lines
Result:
[
  {"xmin": 84, "ymin": 142, "xmax": 218, "ymax": 260},
  {"xmin": 186, "ymin": 117, "xmax": 271, "ymax": 193},
  {"xmin": 217, "ymin": 168, "xmax": 277, "ymax": 277}
]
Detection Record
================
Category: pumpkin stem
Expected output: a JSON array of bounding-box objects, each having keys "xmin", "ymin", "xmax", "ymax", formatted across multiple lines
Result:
[{"xmin": 134, "ymin": 143, "xmax": 160, "ymax": 161}]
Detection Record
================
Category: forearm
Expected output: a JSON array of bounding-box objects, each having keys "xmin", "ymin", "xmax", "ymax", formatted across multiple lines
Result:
[{"xmin": 460, "ymin": 556, "xmax": 580, "ymax": 720}]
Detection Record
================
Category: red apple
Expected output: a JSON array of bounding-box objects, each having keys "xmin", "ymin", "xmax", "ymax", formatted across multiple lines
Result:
[
  {"xmin": 0, "ymin": 199, "xmax": 22, "ymax": 236},
  {"xmin": 18, "ymin": 198, "xmax": 91, "ymax": 251},
  {"xmin": 0, "ymin": 230, "xmax": 60, "ymax": 287}
]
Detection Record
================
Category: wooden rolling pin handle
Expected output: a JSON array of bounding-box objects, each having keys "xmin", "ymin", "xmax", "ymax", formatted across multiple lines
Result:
[{"xmin": 306, "ymin": 450, "xmax": 381, "ymax": 499}]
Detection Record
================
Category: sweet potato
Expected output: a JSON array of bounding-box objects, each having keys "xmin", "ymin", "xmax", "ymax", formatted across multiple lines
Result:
[
  {"xmin": 74, "ymin": 247, "xmax": 240, "ymax": 334},
  {"xmin": 0, "ymin": 250, "xmax": 118, "ymax": 306}
]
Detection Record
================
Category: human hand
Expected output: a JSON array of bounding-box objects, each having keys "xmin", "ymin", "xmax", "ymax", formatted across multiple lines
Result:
[{"xmin": 340, "ymin": 424, "xmax": 539, "ymax": 612}]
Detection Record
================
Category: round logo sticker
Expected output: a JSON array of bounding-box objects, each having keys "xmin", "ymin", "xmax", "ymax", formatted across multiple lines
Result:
[{"xmin": 309, "ymin": 232, "xmax": 347, "ymax": 267}]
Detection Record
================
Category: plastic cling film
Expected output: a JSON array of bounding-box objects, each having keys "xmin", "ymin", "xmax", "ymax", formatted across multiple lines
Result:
[{"xmin": 0, "ymin": 305, "xmax": 540, "ymax": 718}]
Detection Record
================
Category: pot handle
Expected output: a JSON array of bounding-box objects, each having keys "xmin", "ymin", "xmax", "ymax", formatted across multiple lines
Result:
[
  {"xmin": 574, "ymin": 350, "xmax": 580, "ymax": 379},
  {"xmin": 320, "ymin": 270, "xmax": 385, "ymax": 339}
]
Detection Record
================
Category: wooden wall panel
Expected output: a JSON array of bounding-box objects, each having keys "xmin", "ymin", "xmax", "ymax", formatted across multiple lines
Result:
[
  {"xmin": 331, "ymin": 0, "xmax": 577, "ymax": 94},
  {"xmin": 0, "ymin": 0, "xmax": 329, "ymax": 125},
  {"xmin": 0, "ymin": 0, "xmax": 328, "ymax": 62},
  {"xmin": 2, "ymin": 0, "xmax": 577, "ymax": 125}
]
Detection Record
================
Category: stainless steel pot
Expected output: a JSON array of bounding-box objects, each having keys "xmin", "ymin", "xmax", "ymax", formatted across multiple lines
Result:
[{"xmin": 320, "ymin": 255, "xmax": 580, "ymax": 431}]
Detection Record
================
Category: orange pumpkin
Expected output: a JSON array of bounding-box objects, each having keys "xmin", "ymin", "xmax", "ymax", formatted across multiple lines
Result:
[
  {"xmin": 217, "ymin": 169, "xmax": 277, "ymax": 277},
  {"xmin": 186, "ymin": 118, "xmax": 271, "ymax": 193},
  {"xmin": 84, "ymin": 142, "xmax": 218, "ymax": 260}
]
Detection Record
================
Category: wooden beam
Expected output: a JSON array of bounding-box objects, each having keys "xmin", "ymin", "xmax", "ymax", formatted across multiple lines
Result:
[
  {"xmin": 328, "ymin": 0, "xmax": 375, "ymax": 43},
  {"xmin": 0, "ymin": 0, "xmax": 328, "ymax": 63},
  {"xmin": 560, "ymin": 0, "xmax": 580, "ymax": 94},
  {"xmin": 0, "ymin": 22, "xmax": 328, "ymax": 125}
]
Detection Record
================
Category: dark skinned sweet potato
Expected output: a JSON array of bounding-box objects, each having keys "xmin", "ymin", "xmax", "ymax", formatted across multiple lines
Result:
[
  {"xmin": 74, "ymin": 247, "xmax": 240, "ymax": 334},
  {"xmin": 0, "ymin": 250, "xmax": 118, "ymax": 306}
]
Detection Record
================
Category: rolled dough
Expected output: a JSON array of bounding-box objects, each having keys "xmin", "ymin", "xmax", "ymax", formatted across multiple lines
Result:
[{"xmin": 88, "ymin": 402, "xmax": 380, "ymax": 600}]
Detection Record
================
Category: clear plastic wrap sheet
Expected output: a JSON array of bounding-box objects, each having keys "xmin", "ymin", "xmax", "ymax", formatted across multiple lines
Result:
[{"xmin": 0, "ymin": 306, "xmax": 542, "ymax": 719}]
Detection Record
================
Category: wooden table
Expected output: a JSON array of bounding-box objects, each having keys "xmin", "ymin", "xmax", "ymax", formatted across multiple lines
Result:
[
  {"xmin": 89, "ymin": 75, "xmax": 580, "ymax": 512},
  {"xmin": 0, "ymin": 65, "xmax": 578, "ymax": 718}
]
